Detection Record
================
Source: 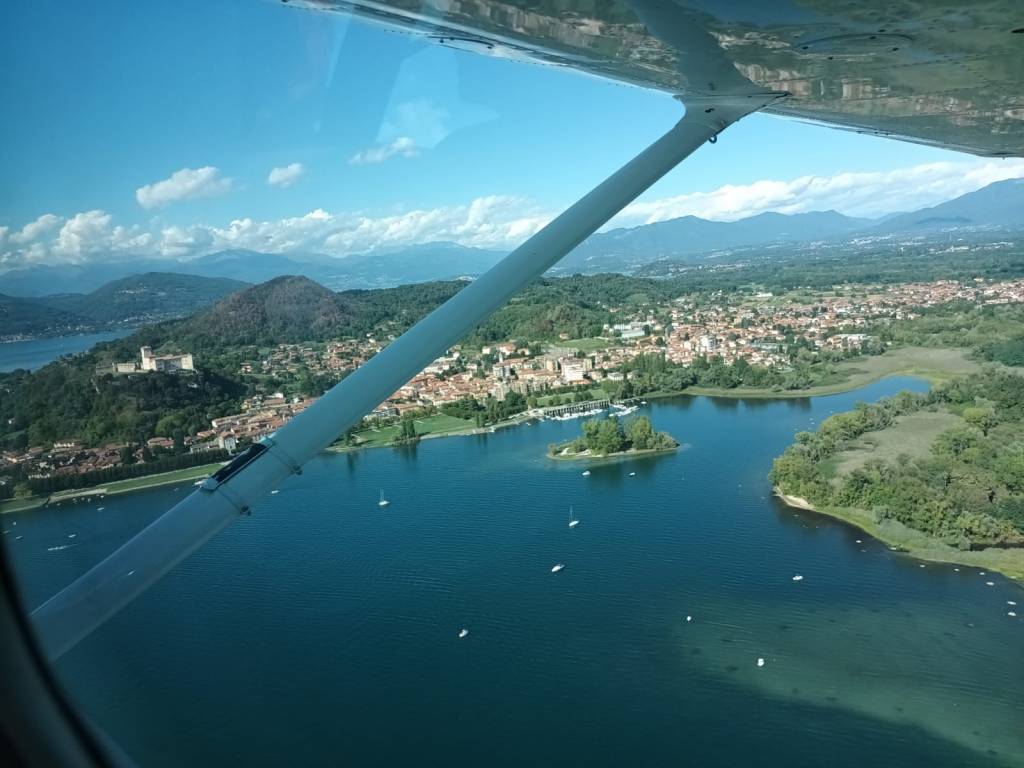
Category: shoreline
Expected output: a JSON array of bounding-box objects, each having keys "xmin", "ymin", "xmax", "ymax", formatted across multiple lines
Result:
[
  {"xmin": 328, "ymin": 359, "xmax": 937, "ymax": 457},
  {"xmin": 659, "ymin": 346, "xmax": 978, "ymax": 401},
  {"xmin": 666, "ymin": 373, "xmax": 926, "ymax": 401},
  {"xmin": 325, "ymin": 412, "xmax": 536, "ymax": 454},
  {"xmin": 773, "ymin": 488, "xmax": 1024, "ymax": 582},
  {"xmin": 547, "ymin": 444, "xmax": 679, "ymax": 462},
  {"xmin": 0, "ymin": 348, "xmax": 973, "ymax": 514},
  {"xmin": 0, "ymin": 461, "xmax": 226, "ymax": 514}
]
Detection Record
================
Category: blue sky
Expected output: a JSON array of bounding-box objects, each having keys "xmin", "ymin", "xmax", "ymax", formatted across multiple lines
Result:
[{"xmin": 1, "ymin": 0, "xmax": 1022, "ymax": 267}]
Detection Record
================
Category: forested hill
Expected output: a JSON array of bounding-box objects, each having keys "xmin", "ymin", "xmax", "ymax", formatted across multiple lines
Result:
[
  {"xmin": 0, "ymin": 293, "xmax": 90, "ymax": 339},
  {"xmin": 101, "ymin": 273, "xmax": 672, "ymax": 358},
  {"xmin": 116, "ymin": 276, "xmax": 469, "ymax": 353},
  {"xmin": 45, "ymin": 272, "xmax": 248, "ymax": 324},
  {"xmin": 1, "ymin": 272, "xmax": 248, "ymax": 338},
  {"xmin": 464, "ymin": 273, "xmax": 675, "ymax": 344}
]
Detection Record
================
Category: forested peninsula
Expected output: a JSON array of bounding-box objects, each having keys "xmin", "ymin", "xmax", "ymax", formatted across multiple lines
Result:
[{"xmin": 770, "ymin": 369, "xmax": 1024, "ymax": 578}]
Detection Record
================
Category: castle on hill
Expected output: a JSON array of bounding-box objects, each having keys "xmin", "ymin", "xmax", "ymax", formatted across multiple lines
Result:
[{"xmin": 112, "ymin": 346, "xmax": 194, "ymax": 374}]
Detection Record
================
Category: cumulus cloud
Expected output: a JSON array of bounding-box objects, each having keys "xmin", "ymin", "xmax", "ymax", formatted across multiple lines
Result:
[
  {"xmin": 349, "ymin": 137, "xmax": 419, "ymax": 166},
  {"xmin": 10, "ymin": 213, "xmax": 63, "ymax": 243},
  {"xmin": 0, "ymin": 210, "xmax": 155, "ymax": 266},
  {"xmin": 207, "ymin": 197, "xmax": 549, "ymax": 255},
  {"xmin": 6, "ymin": 157, "xmax": 1023, "ymax": 270},
  {"xmin": 322, "ymin": 196, "xmax": 550, "ymax": 253},
  {"xmin": 51, "ymin": 210, "xmax": 153, "ymax": 261},
  {"xmin": 158, "ymin": 225, "xmax": 214, "ymax": 258},
  {"xmin": 267, "ymin": 162, "xmax": 304, "ymax": 188},
  {"xmin": 618, "ymin": 159, "xmax": 1024, "ymax": 225},
  {"xmin": 135, "ymin": 166, "xmax": 232, "ymax": 209},
  {"xmin": 0, "ymin": 197, "xmax": 550, "ymax": 269}
]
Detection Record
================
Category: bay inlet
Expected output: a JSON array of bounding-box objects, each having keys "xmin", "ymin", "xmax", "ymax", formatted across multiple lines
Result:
[{"xmin": 5, "ymin": 376, "xmax": 1022, "ymax": 768}]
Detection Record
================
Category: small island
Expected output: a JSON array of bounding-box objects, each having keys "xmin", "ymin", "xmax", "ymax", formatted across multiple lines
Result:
[{"xmin": 548, "ymin": 414, "xmax": 679, "ymax": 459}]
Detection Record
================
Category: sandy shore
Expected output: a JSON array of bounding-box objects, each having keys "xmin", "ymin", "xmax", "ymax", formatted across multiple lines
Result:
[{"xmin": 773, "ymin": 487, "xmax": 1024, "ymax": 582}]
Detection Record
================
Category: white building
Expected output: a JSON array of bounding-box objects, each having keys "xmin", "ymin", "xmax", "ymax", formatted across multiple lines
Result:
[
  {"xmin": 561, "ymin": 361, "xmax": 590, "ymax": 383},
  {"xmin": 611, "ymin": 322, "xmax": 646, "ymax": 340},
  {"xmin": 140, "ymin": 346, "xmax": 194, "ymax": 373}
]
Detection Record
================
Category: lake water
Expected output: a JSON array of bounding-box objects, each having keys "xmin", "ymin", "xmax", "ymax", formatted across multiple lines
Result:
[
  {"xmin": 0, "ymin": 329, "xmax": 132, "ymax": 372},
  {"xmin": 4, "ymin": 376, "xmax": 1023, "ymax": 767}
]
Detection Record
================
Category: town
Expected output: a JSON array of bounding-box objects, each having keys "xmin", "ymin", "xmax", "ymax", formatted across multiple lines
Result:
[{"xmin": 4, "ymin": 276, "xmax": 1024, "ymax": 490}]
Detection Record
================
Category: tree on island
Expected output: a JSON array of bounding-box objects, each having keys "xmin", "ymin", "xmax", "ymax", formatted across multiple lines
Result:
[
  {"xmin": 567, "ymin": 415, "xmax": 676, "ymax": 456},
  {"xmin": 626, "ymin": 415, "xmax": 655, "ymax": 449}
]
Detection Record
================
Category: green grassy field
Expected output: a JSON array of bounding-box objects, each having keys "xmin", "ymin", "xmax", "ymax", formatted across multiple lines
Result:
[
  {"xmin": 347, "ymin": 413, "xmax": 477, "ymax": 449},
  {"xmin": 98, "ymin": 462, "xmax": 226, "ymax": 495},
  {"xmin": 413, "ymin": 413, "xmax": 477, "ymax": 433},
  {"xmin": 559, "ymin": 337, "xmax": 611, "ymax": 352},
  {"xmin": 827, "ymin": 410, "xmax": 961, "ymax": 479},
  {"xmin": 684, "ymin": 346, "xmax": 980, "ymax": 400},
  {"xmin": 831, "ymin": 346, "xmax": 980, "ymax": 384},
  {"xmin": 536, "ymin": 388, "xmax": 605, "ymax": 406}
]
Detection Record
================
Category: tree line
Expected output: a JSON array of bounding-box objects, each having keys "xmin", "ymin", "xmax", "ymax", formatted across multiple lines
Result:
[{"xmin": 26, "ymin": 448, "xmax": 230, "ymax": 496}]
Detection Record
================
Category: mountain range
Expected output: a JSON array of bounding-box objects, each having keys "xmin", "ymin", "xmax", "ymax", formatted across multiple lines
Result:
[
  {"xmin": 0, "ymin": 243, "xmax": 504, "ymax": 297},
  {"xmin": 2, "ymin": 177, "xmax": 1022, "ymax": 299},
  {"xmin": 557, "ymin": 209, "xmax": 872, "ymax": 273}
]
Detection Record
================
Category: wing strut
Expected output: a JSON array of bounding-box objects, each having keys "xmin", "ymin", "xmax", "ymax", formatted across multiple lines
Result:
[{"xmin": 31, "ymin": 93, "xmax": 779, "ymax": 661}]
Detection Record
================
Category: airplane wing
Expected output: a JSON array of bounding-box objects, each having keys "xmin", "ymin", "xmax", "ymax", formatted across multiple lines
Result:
[{"xmin": 291, "ymin": 0, "xmax": 1024, "ymax": 157}]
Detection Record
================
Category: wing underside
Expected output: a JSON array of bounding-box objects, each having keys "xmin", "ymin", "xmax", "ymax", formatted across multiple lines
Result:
[{"xmin": 291, "ymin": 0, "xmax": 1024, "ymax": 157}]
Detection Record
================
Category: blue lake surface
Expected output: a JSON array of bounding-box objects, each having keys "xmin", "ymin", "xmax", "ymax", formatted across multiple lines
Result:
[
  {"xmin": 0, "ymin": 329, "xmax": 132, "ymax": 372},
  {"xmin": 4, "ymin": 376, "xmax": 1023, "ymax": 767}
]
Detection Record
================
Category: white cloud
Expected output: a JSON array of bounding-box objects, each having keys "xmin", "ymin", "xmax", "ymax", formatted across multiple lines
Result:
[
  {"xmin": 211, "ymin": 209, "xmax": 338, "ymax": 253},
  {"xmin": 617, "ymin": 159, "xmax": 1024, "ymax": 225},
  {"xmin": 135, "ymin": 166, "xmax": 232, "ymax": 209},
  {"xmin": 6, "ymin": 157, "xmax": 1023, "ymax": 270},
  {"xmin": 50, "ymin": 210, "xmax": 153, "ymax": 261},
  {"xmin": 158, "ymin": 225, "xmax": 213, "ymax": 258},
  {"xmin": 0, "ymin": 197, "xmax": 549, "ymax": 269},
  {"xmin": 10, "ymin": 213, "xmax": 63, "ymax": 244},
  {"xmin": 267, "ymin": 162, "xmax": 304, "ymax": 188},
  {"xmin": 205, "ymin": 197, "xmax": 549, "ymax": 255},
  {"xmin": 349, "ymin": 137, "xmax": 419, "ymax": 166},
  {"xmin": 321, "ymin": 196, "xmax": 550, "ymax": 253}
]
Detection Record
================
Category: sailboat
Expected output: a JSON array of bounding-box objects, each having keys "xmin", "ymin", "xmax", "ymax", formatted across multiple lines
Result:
[
  {"xmin": 378, "ymin": 489, "xmax": 390, "ymax": 507},
  {"xmin": 568, "ymin": 506, "xmax": 579, "ymax": 528}
]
